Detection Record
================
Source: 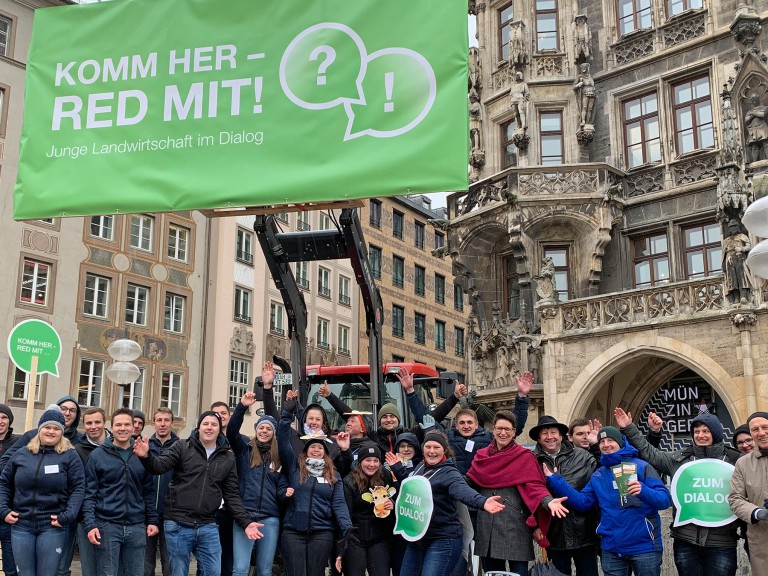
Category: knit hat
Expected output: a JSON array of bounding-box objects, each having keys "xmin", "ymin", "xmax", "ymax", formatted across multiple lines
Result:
[
  {"xmin": 133, "ymin": 410, "xmax": 146, "ymax": 424},
  {"xmin": 597, "ymin": 426, "xmax": 624, "ymax": 447},
  {"xmin": 357, "ymin": 441, "xmax": 382, "ymax": 461},
  {"xmin": 747, "ymin": 411, "xmax": 768, "ymax": 427},
  {"xmin": 38, "ymin": 404, "xmax": 66, "ymax": 432},
  {"xmin": 423, "ymin": 430, "xmax": 449, "ymax": 452},
  {"xmin": 255, "ymin": 414, "xmax": 277, "ymax": 433},
  {"xmin": 302, "ymin": 434, "xmax": 330, "ymax": 455},
  {"xmin": 732, "ymin": 424, "xmax": 752, "ymax": 448},
  {"xmin": 197, "ymin": 410, "xmax": 222, "ymax": 430},
  {"xmin": 691, "ymin": 413, "xmax": 723, "ymax": 444},
  {"xmin": 0, "ymin": 404, "xmax": 14, "ymax": 425},
  {"xmin": 379, "ymin": 403, "xmax": 401, "ymax": 423}
]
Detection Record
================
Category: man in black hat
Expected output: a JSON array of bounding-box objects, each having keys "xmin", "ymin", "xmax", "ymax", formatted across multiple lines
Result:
[{"xmin": 531, "ymin": 415, "xmax": 599, "ymax": 576}]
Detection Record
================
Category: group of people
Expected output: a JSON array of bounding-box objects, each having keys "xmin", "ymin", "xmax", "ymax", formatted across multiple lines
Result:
[{"xmin": 0, "ymin": 370, "xmax": 766, "ymax": 576}]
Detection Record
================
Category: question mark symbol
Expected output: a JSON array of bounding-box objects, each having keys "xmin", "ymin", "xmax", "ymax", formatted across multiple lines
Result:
[{"xmin": 309, "ymin": 45, "xmax": 336, "ymax": 86}]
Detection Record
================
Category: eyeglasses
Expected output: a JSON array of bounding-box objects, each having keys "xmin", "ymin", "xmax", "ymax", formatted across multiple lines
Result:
[
  {"xmin": 59, "ymin": 407, "xmax": 77, "ymax": 414},
  {"xmin": 736, "ymin": 438, "xmax": 754, "ymax": 447},
  {"xmin": 493, "ymin": 426, "xmax": 515, "ymax": 433}
]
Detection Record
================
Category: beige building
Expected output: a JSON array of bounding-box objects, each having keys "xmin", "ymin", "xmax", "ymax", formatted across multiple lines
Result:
[
  {"xmin": 448, "ymin": 0, "xmax": 768, "ymax": 443},
  {"xmin": 360, "ymin": 195, "xmax": 471, "ymax": 379}
]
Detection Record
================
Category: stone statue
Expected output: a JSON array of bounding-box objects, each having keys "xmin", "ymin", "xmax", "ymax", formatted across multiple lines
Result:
[
  {"xmin": 744, "ymin": 92, "xmax": 768, "ymax": 163},
  {"xmin": 574, "ymin": 15, "xmax": 591, "ymax": 64},
  {"xmin": 470, "ymin": 92, "xmax": 483, "ymax": 153},
  {"xmin": 722, "ymin": 219, "xmax": 752, "ymax": 305},
  {"xmin": 574, "ymin": 63, "xmax": 596, "ymax": 128},
  {"xmin": 534, "ymin": 256, "xmax": 558, "ymax": 301},
  {"xmin": 509, "ymin": 71, "xmax": 529, "ymax": 130},
  {"xmin": 509, "ymin": 21, "xmax": 528, "ymax": 68}
]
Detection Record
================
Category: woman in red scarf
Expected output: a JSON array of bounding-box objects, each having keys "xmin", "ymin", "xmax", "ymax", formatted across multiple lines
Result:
[{"xmin": 467, "ymin": 410, "xmax": 568, "ymax": 576}]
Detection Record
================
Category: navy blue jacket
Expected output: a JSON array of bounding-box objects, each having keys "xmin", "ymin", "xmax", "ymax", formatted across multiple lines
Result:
[
  {"xmin": 148, "ymin": 432, "xmax": 179, "ymax": 519},
  {"xmin": 0, "ymin": 444, "xmax": 85, "ymax": 526},
  {"xmin": 395, "ymin": 458, "xmax": 487, "ymax": 541},
  {"xmin": 228, "ymin": 403, "xmax": 287, "ymax": 519},
  {"xmin": 278, "ymin": 403, "xmax": 352, "ymax": 534},
  {"xmin": 547, "ymin": 442, "xmax": 672, "ymax": 556},
  {"xmin": 82, "ymin": 437, "xmax": 158, "ymax": 531}
]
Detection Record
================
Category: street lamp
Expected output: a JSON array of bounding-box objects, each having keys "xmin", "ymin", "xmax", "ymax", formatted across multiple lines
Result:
[{"xmin": 106, "ymin": 338, "xmax": 142, "ymax": 385}]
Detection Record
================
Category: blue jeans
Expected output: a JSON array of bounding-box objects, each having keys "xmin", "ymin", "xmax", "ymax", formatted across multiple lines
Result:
[
  {"xmin": 601, "ymin": 550, "xmax": 662, "ymax": 576},
  {"xmin": 56, "ymin": 523, "xmax": 77, "ymax": 576},
  {"xmin": 77, "ymin": 523, "xmax": 98, "ymax": 576},
  {"xmin": 11, "ymin": 519, "xmax": 69, "ymax": 576},
  {"xmin": 0, "ymin": 521, "xmax": 16, "ymax": 576},
  {"xmin": 233, "ymin": 516, "xmax": 279, "ymax": 576},
  {"xmin": 673, "ymin": 540, "xmax": 736, "ymax": 576},
  {"xmin": 164, "ymin": 520, "xmax": 220, "ymax": 576},
  {"xmin": 401, "ymin": 537, "xmax": 464, "ymax": 576},
  {"xmin": 549, "ymin": 545, "xmax": 599, "ymax": 576},
  {"xmin": 94, "ymin": 522, "xmax": 147, "ymax": 576}
]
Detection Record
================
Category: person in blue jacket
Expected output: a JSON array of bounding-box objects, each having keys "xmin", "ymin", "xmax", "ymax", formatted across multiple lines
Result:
[
  {"xmin": 278, "ymin": 389, "xmax": 354, "ymax": 576},
  {"xmin": 228, "ymin": 392, "xmax": 289, "ymax": 576},
  {"xmin": 82, "ymin": 408, "xmax": 158, "ymax": 576},
  {"xmin": 0, "ymin": 404, "xmax": 85, "ymax": 576},
  {"xmin": 545, "ymin": 426, "xmax": 673, "ymax": 576},
  {"xmin": 389, "ymin": 430, "xmax": 506, "ymax": 576}
]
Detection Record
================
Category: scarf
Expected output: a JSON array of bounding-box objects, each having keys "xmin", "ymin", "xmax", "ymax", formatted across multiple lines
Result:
[
  {"xmin": 304, "ymin": 423, "xmax": 321, "ymax": 436},
  {"xmin": 467, "ymin": 441, "xmax": 553, "ymax": 544},
  {"xmin": 257, "ymin": 441, "xmax": 272, "ymax": 453},
  {"xmin": 306, "ymin": 457, "xmax": 325, "ymax": 477}
]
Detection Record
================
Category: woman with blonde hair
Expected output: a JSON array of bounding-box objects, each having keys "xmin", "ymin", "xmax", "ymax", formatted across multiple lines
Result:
[
  {"xmin": 0, "ymin": 405, "xmax": 85, "ymax": 576},
  {"xmin": 228, "ymin": 391, "xmax": 289, "ymax": 576},
  {"xmin": 278, "ymin": 389, "xmax": 353, "ymax": 576}
]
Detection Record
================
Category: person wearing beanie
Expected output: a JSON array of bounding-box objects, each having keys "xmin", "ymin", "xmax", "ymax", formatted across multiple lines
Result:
[
  {"xmin": 277, "ymin": 389, "xmax": 353, "ymax": 576},
  {"xmin": 225, "ymin": 392, "xmax": 287, "ymax": 576},
  {"xmin": 531, "ymin": 415, "xmax": 599, "ymax": 576},
  {"xmin": 732, "ymin": 424, "xmax": 755, "ymax": 455},
  {"xmin": 0, "ymin": 404, "xmax": 85, "ymax": 576},
  {"xmin": 133, "ymin": 410, "xmax": 264, "ymax": 576},
  {"xmin": 545, "ymin": 415, "xmax": 672, "ymax": 576},
  {"xmin": 0, "ymin": 403, "xmax": 19, "ymax": 576},
  {"xmin": 132, "ymin": 410, "xmax": 146, "ymax": 439},
  {"xmin": 615, "ymin": 407, "xmax": 741, "ymax": 576},
  {"xmin": 341, "ymin": 440, "xmax": 396, "ymax": 576}
]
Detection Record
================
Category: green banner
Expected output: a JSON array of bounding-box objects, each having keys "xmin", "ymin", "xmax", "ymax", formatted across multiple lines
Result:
[
  {"xmin": 394, "ymin": 475, "xmax": 434, "ymax": 541},
  {"xmin": 671, "ymin": 459, "xmax": 736, "ymax": 527},
  {"xmin": 14, "ymin": 0, "xmax": 469, "ymax": 219}
]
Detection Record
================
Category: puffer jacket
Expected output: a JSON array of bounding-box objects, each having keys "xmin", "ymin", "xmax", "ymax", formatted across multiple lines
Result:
[
  {"xmin": 621, "ymin": 417, "xmax": 742, "ymax": 547},
  {"xmin": 535, "ymin": 440, "xmax": 599, "ymax": 550},
  {"xmin": 0, "ymin": 444, "xmax": 85, "ymax": 526},
  {"xmin": 278, "ymin": 400, "xmax": 352, "ymax": 534},
  {"xmin": 547, "ymin": 442, "xmax": 672, "ymax": 556}
]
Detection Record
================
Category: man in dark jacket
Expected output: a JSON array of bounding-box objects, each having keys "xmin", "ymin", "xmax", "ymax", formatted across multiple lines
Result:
[
  {"xmin": 134, "ymin": 411, "xmax": 263, "ymax": 576},
  {"xmin": 617, "ymin": 407, "xmax": 742, "ymax": 576},
  {"xmin": 0, "ymin": 404, "xmax": 19, "ymax": 576},
  {"xmin": 83, "ymin": 408, "xmax": 158, "ymax": 576},
  {"xmin": 145, "ymin": 407, "xmax": 179, "ymax": 576},
  {"xmin": 531, "ymin": 416, "xmax": 599, "ymax": 576}
]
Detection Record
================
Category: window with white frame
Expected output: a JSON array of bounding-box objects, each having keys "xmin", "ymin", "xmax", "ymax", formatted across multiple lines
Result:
[
  {"xmin": 130, "ymin": 215, "xmax": 154, "ymax": 251},
  {"xmin": 78, "ymin": 359, "xmax": 104, "ymax": 407},
  {"xmin": 125, "ymin": 284, "xmax": 149, "ymax": 325},
  {"xmin": 90, "ymin": 215, "xmax": 114, "ymax": 240},
  {"xmin": 167, "ymin": 224, "xmax": 189, "ymax": 262},
  {"xmin": 121, "ymin": 367, "xmax": 143, "ymax": 410},
  {"xmin": 160, "ymin": 371, "xmax": 182, "ymax": 416},
  {"xmin": 296, "ymin": 261, "xmax": 309, "ymax": 289},
  {"xmin": 12, "ymin": 367, "xmax": 41, "ymax": 401},
  {"xmin": 164, "ymin": 293, "xmax": 186, "ymax": 333},
  {"xmin": 270, "ymin": 302, "xmax": 285, "ymax": 335},
  {"xmin": 84, "ymin": 273, "xmax": 110, "ymax": 318},
  {"xmin": 317, "ymin": 317, "xmax": 330, "ymax": 348},
  {"xmin": 0, "ymin": 16, "xmax": 11, "ymax": 57},
  {"xmin": 320, "ymin": 213, "xmax": 333, "ymax": 230},
  {"xmin": 20, "ymin": 258, "xmax": 50, "ymax": 306},
  {"xmin": 339, "ymin": 275, "xmax": 351, "ymax": 306},
  {"xmin": 338, "ymin": 325, "xmax": 350, "ymax": 356},
  {"xmin": 236, "ymin": 228, "xmax": 254, "ymax": 264},
  {"xmin": 297, "ymin": 211, "xmax": 311, "ymax": 231},
  {"xmin": 229, "ymin": 357, "xmax": 250, "ymax": 408},
  {"xmin": 234, "ymin": 287, "xmax": 251, "ymax": 323},
  {"xmin": 318, "ymin": 267, "xmax": 331, "ymax": 298}
]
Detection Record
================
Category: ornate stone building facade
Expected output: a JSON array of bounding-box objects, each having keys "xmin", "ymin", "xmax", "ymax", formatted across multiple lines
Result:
[{"xmin": 450, "ymin": 0, "xmax": 768, "ymax": 436}]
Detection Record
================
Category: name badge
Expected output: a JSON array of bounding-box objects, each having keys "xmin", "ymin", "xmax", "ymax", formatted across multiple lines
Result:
[
  {"xmin": 612, "ymin": 480, "xmax": 618, "ymax": 490},
  {"xmin": 44, "ymin": 465, "xmax": 60, "ymax": 474},
  {"xmin": 464, "ymin": 440, "xmax": 475, "ymax": 452},
  {"xmin": 316, "ymin": 477, "xmax": 327, "ymax": 484}
]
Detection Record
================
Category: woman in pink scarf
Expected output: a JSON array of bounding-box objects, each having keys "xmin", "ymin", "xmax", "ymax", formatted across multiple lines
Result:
[{"xmin": 467, "ymin": 410, "xmax": 568, "ymax": 576}]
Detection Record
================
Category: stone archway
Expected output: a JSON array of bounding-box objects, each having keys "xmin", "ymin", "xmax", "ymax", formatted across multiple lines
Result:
[{"xmin": 553, "ymin": 333, "xmax": 743, "ymax": 425}]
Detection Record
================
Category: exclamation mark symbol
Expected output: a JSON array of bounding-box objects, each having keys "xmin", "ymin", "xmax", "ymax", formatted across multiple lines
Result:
[
  {"xmin": 384, "ymin": 72, "xmax": 394, "ymax": 113},
  {"xmin": 253, "ymin": 77, "xmax": 263, "ymax": 113}
]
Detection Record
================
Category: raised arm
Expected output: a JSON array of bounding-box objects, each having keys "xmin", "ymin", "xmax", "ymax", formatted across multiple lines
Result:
[
  {"xmin": 615, "ymin": 408, "xmax": 675, "ymax": 477},
  {"xmin": 277, "ymin": 395, "xmax": 299, "ymax": 472},
  {"xmin": 228, "ymin": 395, "xmax": 255, "ymax": 454}
]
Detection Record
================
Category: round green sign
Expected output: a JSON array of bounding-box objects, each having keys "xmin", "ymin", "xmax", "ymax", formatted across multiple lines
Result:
[
  {"xmin": 393, "ymin": 475, "xmax": 434, "ymax": 542},
  {"xmin": 6, "ymin": 319, "xmax": 62, "ymax": 376},
  {"xmin": 671, "ymin": 458, "xmax": 736, "ymax": 527}
]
